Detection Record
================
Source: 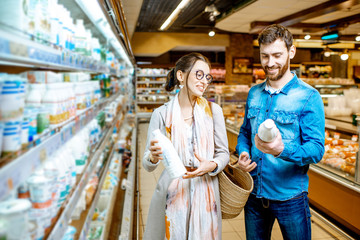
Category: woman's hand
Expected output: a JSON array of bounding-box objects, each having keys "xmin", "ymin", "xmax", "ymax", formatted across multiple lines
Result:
[
  {"xmin": 182, "ymin": 152, "xmax": 217, "ymax": 179},
  {"xmin": 149, "ymin": 140, "xmax": 162, "ymax": 164}
]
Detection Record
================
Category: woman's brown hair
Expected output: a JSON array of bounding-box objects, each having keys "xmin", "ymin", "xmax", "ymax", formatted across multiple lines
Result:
[{"xmin": 165, "ymin": 52, "xmax": 211, "ymax": 92}]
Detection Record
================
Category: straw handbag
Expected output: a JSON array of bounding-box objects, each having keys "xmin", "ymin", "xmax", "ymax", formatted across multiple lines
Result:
[{"xmin": 219, "ymin": 163, "xmax": 254, "ymax": 219}]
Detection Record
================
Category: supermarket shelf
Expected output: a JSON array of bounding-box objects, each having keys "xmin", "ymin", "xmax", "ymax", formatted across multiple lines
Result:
[
  {"xmin": 310, "ymin": 165, "xmax": 360, "ymax": 194},
  {"xmin": 47, "ymin": 109, "xmax": 124, "ymax": 240},
  {"xmin": 136, "ymin": 81, "xmax": 166, "ymax": 84},
  {"xmin": 137, "ymin": 74, "xmax": 167, "ymax": 77},
  {"xmin": 136, "ymin": 87, "xmax": 166, "ymax": 90},
  {"xmin": 0, "ymin": 92, "xmax": 122, "ymax": 201},
  {"xmin": 137, "ymin": 94, "xmax": 169, "ymax": 97},
  {"xmin": 77, "ymin": 136, "xmax": 117, "ymax": 240},
  {"xmin": 0, "ymin": 27, "xmax": 119, "ymax": 75},
  {"xmin": 136, "ymin": 112, "xmax": 152, "ymax": 119},
  {"xmin": 119, "ymin": 127, "xmax": 137, "ymax": 239},
  {"xmin": 137, "ymin": 101, "xmax": 166, "ymax": 105},
  {"xmin": 314, "ymin": 84, "xmax": 357, "ymax": 88},
  {"xmin": 325, "ymin": 118, "xmax": 358, "ymax": 134}
]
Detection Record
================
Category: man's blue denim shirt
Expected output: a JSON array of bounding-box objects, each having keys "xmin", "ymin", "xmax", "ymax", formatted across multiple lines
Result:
[{"xmin": 236, "ymin": 73, "xmax": 325, "ymax": 201}]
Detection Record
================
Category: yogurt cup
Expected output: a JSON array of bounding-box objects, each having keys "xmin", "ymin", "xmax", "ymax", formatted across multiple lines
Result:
[{"xmin": 0, "ymin": 199, "xmax": 32, "ymax": 240}]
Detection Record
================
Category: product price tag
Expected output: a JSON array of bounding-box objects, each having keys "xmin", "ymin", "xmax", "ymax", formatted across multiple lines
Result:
[
  {"xmin": 0, "ymin": 38, "xmax": 10, "ymax": 54},
  {"xmin": 39, "ymin": 148, "xmax": 47, "ymax": 164},
  {"xmin": 7, "ymin": 178, "xmax": 13, "ymax": 191},
  {"xmin": 10, "ymin": 42, "xmax": 28, "ymax": 57}
]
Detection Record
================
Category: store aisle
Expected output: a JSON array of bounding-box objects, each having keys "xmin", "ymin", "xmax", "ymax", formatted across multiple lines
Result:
[{"xmin": 137, "ymin": 122, "xmax": 347, "ymax": 240}]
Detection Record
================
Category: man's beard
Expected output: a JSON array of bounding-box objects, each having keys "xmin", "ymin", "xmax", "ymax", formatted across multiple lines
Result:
[{"xmin": 264, "ymin": 57, "xmax": 289, "ymax": 81}]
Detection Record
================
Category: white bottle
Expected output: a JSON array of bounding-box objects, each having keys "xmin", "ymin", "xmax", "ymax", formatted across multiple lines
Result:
[
  {"xmin": 152, "ymin": 129, "xmax": 187, "ymax": 179},
  {"xmin": 258, "ymin": 119, "xmax": 278, "ymax": 142}
]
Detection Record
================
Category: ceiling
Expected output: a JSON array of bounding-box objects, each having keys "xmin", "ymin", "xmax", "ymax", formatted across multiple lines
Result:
[
  {"xmin": 124, "ymin": 0, "xmax": 360, "ymax": 36},
  {"xmin": 122, "ymin": 0, "xmax": 360, "ymax": 55}
]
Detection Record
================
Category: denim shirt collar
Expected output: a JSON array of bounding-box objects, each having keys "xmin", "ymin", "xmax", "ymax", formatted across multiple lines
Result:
[{"xmin": 261, "ymin": 72, "xmax": 298, "ymax": 95}]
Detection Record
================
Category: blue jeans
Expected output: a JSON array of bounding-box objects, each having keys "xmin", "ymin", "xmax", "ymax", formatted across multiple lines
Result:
[{"xmin": 244, "ymin": 192, "xmax": 311, "ymax": 240}]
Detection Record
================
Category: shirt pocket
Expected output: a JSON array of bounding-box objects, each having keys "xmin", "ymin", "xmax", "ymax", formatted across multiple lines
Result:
[
  {"xmin": 272, "ymin": 111, "xmax": 298, "ymax": 140},
  {"xmin": 247, "ymin": 106, "xmax": 260, "ymax": 135}
]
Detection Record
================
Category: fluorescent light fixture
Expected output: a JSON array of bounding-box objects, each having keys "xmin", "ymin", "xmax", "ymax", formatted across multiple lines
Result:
[
  {"xmin": 159, "ymin": 0, "xmax": 191, "ymax": 31},
  {"xmin": 321, "ymin": 31, "xmax": 339, "ymax": 41},
  {"xmin": 304, "ymin": 34, "xmax": 311, "ymax": 40},
  {"xmin": 208, "ymin": 30, "xmax": 215, "ymax": 37}
]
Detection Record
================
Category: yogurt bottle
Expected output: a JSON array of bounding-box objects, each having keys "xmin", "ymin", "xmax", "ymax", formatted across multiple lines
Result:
[
  {"xmin": 152, "ymin": 129, "xmax": 186, "ymax": 179},
  {"xmin": 258, "ymin": 119, "xmax": 278, "ymax": 142}
]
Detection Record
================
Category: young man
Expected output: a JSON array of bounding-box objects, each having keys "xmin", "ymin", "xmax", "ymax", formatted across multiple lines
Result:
[{"xmin": 236, "ymin": 24, "xmax": 325, "ymax": 240}]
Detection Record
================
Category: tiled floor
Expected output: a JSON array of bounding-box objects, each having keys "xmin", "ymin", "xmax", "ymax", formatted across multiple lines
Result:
[{"xmin": 137, "ymin": 122, "xmax": 349, "ymax": 240}]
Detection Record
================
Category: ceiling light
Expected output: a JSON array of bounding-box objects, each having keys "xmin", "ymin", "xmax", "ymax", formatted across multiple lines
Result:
[
  {"xmin": 324, "ymin": 51, "xmax": 331, "ymax": 57},
  {"xmin": 159, "ymin": 0, "xmax": 191, "ymax": 31},
  {"xmin": 340, "ymin": 50, "xmax": 349, "ymax": 61},
  {"xmin": 208, "ymin": 30, "xmax": 215, "ymax": 37},
  {"xmin": 323, "ymin": 46, "xmax": 332, "ymax": 57},
  {"xmin": 304, "ymin": 34, "xmax": 311, "ymax": 40},
  {"xmin": 356, "ymin": 35, "xmax": 360, "ymax": 41},
  {"xmin": 205, "ymin": 4, "xmax": 220, "ymax": 16}
]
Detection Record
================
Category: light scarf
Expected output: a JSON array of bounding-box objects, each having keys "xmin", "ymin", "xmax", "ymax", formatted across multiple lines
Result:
[{"xmin": 164, "ymin": 94, "xmax": 218, "ymax": 240}]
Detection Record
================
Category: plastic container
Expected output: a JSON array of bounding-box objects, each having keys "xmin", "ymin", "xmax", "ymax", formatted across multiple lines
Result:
[
  {"xmin": 27, "ymin": 173, "xmax": 53, "ymax": 210},
  {"xmin": 26, "ymin": 107, "xmax": 39, "ymax": 142},
  {"xmin": 21, "ymin": 119, "xmax": 29, "ymax": 146},
  {"xmin": 2, "ymin": 120, "xmax": 21, "ymax": 156},
  {"xmin": 258, "ymin": 119, "xmax": 278, "ymax": 142},
  {"xmin": 0, "ymin": 79, "xmax": 24, "ymax": 121},
  {"xmin": 0, "ymin": 199, "xmax": 32, "ymax": 240},
  {"xmin": 0, "ymin": 0, "xmax": 26, "ymax": 34},
  {"xmin": 37, "ymin": 107, "xmax": 50, "ymax": 134},
  {"xmin": 42, "ymin": 83, "xmax": 61, "ymax": 125},
  {"xmin": 152, "ymin": 129, "xmax": 186, "ymax": 179},
  {"xmin": 26, "ymin": 84, "xmax": 46, "ymax": 107},
  {"xmin": 75, "ymin": 83, "xmax": 87, "ymax": 110}
]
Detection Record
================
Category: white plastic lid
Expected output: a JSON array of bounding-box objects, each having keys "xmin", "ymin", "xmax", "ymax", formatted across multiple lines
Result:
[
  {"xmin": 263, "ymin": 119, "xmax": 275, "ymax": 129},
  {"xmin": 0, "ymin": 199, "xmax": 31, "ymax": 215}
]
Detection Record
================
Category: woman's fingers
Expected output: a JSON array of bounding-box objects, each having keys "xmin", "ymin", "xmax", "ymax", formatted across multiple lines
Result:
[{"xmin": 194, "ymin": 152, "xmax": 204, "ymax": 162}]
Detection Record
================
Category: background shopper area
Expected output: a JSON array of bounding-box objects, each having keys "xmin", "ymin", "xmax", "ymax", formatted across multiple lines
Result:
[{"xmin": 0, "ymin": 0, "xmax": 360, "ymax": 239}]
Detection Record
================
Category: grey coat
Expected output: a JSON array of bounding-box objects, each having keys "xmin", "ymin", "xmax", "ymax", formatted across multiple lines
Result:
[{"xmin": 142, "ymin": 101, "xmax": 229, "ymax": 240}]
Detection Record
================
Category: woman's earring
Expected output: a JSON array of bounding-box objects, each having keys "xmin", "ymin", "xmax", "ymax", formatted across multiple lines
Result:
[{"xmin": 179, "ymin": 84, "xmax": 184, "ymax": 89}]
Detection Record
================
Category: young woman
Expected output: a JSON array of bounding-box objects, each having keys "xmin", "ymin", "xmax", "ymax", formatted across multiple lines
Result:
[{"xmin": 142, "ymin": 52, "xmax": 229, "ymax": 240}]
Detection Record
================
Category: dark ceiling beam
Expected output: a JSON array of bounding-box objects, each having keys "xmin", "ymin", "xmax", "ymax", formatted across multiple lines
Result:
[
  {"xmin": 250, "ymin": 0, "xmax": 360, "ymax": 33},
  {"xmin": 275, "ymin": 0, "xmax": 358, "ymax": 27}
]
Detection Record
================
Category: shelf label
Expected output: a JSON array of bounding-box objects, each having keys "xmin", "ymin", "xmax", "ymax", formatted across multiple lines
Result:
[
  {"xmin": 7, "ymin": 178, "xmax": 13, "ymax": 191},
  {"xmin": 0, "ymin": 38, "xmax": 10, "ymax": 54},
  {"xmin": 39, "ymin": 148, "xmax": 47, "ymax": 164},
  {"xmin": 10, "ymin": 42, "xmax": 28, "ymax": 57}
]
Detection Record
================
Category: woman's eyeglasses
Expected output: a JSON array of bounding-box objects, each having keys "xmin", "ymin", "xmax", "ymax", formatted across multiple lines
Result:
[{"xmin": 195, "ymin": 70, "xmax": 213, "ymax": 84}]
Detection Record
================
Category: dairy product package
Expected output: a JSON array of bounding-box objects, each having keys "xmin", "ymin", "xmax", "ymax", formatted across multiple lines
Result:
[
  {"xmin": 152, "ymin": 129, "xmax": 186, "ymax": 179},
  {"xmin": 258, "ymin": 119, "xmax": 278, "ymax": 142}
]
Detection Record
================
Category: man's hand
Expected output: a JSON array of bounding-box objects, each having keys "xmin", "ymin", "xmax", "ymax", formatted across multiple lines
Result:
[
  {"xmin": 255, "ymin": 128, "xmax": 284, "ymax": 156},
  {"xmin": 182, "ymin": 152, "xmax": 217, "ymax": 179},
  {"xmin": 236, "ymin": 152, "xmax": 257, "ymax": 172}
]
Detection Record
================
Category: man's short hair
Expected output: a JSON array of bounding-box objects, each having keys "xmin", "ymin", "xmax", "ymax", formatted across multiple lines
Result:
[{"xmin": 258, "ymin": 24, "xmax": 293, "ymax": 50}]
